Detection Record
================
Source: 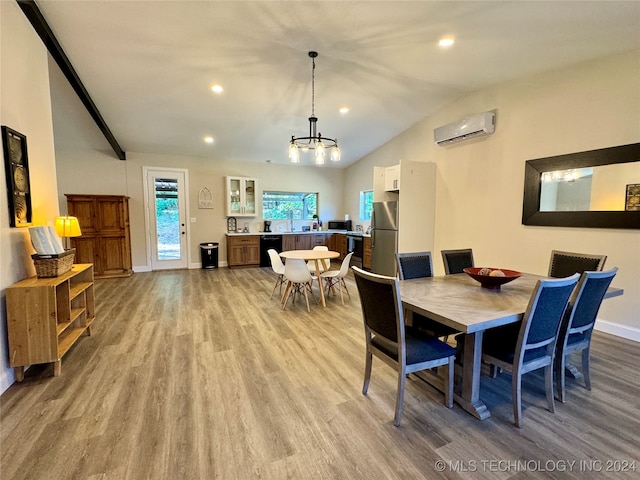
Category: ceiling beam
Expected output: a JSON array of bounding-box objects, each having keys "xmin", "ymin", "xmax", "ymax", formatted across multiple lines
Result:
[{"xmin": 17, "ymin": 0, "xmax": 126, "ymax": 160}]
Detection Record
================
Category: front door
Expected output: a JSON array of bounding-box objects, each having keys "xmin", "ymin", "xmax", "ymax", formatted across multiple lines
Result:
[{"xmin": 144, "ymin": 167, "xmax": 189, "ymax": 270}]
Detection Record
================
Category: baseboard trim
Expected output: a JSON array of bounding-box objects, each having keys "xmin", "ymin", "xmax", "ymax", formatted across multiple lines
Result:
[
  {"xmin": 595, "ymin": 319, "xmax": 640, "ymax": 343},
  {"xmin": 133, "ymin": 265, "xmax": 151, "ymax": 273}
]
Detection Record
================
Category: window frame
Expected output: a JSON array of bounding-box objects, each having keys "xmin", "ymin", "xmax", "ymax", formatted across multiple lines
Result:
[
  {"xmin": 262, "ymin": 191, "xmax": 318, "ymax": 221},
  {"xmin": 359, "ymin": 190, "xmax": 374, "ymax": 221}
]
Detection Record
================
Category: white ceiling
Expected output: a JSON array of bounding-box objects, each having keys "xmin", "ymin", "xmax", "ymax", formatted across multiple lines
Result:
[{"xmin": 39, "ymin": 1, "xmax": 640, "ymax": 167}]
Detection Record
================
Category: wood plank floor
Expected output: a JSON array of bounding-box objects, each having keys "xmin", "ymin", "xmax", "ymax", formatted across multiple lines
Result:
[{"xmin": 1, "ymin": 267, "xmax": 639, "ymax": 479}]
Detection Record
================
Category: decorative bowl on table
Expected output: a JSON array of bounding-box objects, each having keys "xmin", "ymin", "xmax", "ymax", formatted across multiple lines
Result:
[{"xmin": 463, "ymin": 267, "xmax": 522, "ymax": 290}]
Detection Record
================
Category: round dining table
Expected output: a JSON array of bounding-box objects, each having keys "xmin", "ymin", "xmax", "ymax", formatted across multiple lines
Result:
[{"xmin": 279, "ymin": 250, "xmax": 340, "ymax": 307}]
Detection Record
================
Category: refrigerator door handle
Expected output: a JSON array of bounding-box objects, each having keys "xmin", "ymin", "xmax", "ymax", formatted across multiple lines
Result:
[
  {"xmin": 371, "ymin": 209, "xmax": 375, "ymax": 229},
  {"xmin": 371, "ymin": 229, "xmax": 375, "ymax": 249}
]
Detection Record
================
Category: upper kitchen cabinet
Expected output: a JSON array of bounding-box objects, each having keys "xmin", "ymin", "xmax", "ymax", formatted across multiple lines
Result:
[
  {"xmin": 384, "ymin": 164, "xmax": 400, "ymax": 191},
  {"xmin": 373, "ymin": 160, "xmax": 436, "ymax": 254},
  {"xmin": 226, "ymin": 176, "xmax": 257, "ymax": 216}
]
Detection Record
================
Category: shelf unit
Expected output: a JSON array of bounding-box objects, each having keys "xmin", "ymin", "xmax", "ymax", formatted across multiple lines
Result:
[{"xmin": 6, "ymin": 264, "xmax": 95, "ymax": 381}]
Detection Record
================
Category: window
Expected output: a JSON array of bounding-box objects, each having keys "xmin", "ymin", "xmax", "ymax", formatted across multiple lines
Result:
[
  {"xmin": 359, "ymin": 190, "xmax": 373, "ymax": 221},
  {"xmin": 262, "ymin": 191, "xmax": 318, "ymax": 220}
]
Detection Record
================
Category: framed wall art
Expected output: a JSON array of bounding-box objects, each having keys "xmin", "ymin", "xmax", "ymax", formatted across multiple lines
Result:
[
  {"xmin": 2, "ymin": 126, "xmax": 33, "ymax": 227},
  {"xmin": 626, "ymin": 184, "xmax": 640, "ymax": 211}
]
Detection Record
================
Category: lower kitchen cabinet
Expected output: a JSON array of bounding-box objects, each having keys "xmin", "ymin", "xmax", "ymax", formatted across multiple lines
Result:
[
  {"xmin": 227, "ymin": 235, "xmax": 260, "ymax": 268},
  {"xmin": 363, "ymin": 236, "xmax": 372, "ymax": 269},
  {"xmin": 282, "ymin": 234, "xmax": 313, "ymax": 251},
  {"xmin": 331, "ymin": 233, "xmax": 348, "ymax": 260}
]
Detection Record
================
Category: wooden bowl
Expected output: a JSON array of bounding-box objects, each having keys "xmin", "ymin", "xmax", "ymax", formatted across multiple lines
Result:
[{"xmin": 463, "ymin": 267, "xmax": 522, "ymax": 290}]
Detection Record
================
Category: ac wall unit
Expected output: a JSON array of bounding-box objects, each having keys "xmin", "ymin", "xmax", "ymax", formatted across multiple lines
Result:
[{"xmin": 434, "ymin": 112, "xmax": 495, "ymax": 145}]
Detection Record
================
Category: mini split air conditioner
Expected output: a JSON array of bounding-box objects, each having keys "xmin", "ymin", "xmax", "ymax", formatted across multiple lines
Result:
[{"xmin": 434, "ymin": 112, "xmax": 495, "ymax": 145}]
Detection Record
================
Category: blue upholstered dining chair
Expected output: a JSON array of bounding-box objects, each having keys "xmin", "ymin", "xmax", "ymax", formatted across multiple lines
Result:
[
  {"xmin": 441, "ymin": 248, "xmax": 474, "ymax": 275},
  {"xmin": 395, "ymin": 252, "xmax": 458, "ymax": 338},
  {"xmin": 481, "ymin": 273, "xmax": 580, "ymax": 428},
  {"xmin": 555, "ymin": 268, "xmax": 618, "ymax": 403},
  {"xmin": 352, "ymin": 266, "xmax": 456, "ymax": 427},
  {"xmin": 548, "ymin": 250, "xmax": 606, "ymax": 278}
]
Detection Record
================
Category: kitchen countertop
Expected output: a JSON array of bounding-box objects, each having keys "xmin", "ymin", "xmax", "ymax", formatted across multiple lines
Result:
[{"xmin": 226, "ymin": 230, "xmax": 370, "ymax": 237}]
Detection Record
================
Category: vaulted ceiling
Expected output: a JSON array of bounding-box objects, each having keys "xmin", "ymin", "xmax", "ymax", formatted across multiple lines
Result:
[{"xmin": 35, "ymin": 1, "xmax": 640, "ymax": 166}]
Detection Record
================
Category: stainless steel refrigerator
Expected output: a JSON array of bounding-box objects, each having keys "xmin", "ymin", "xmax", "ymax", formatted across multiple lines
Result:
[{"xmin": 371, "ymin": 201, "xmax": 398, "ymax": 276}]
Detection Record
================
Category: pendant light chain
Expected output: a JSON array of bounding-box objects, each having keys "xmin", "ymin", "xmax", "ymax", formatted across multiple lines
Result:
[{"xmin": 311, "ymin": 54, "xmax": 316, "ymax": 119}]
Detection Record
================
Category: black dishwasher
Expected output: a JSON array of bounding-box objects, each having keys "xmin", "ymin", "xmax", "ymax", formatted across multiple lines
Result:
[{"xmin": 260, "ymin": 235, "xmax": 283, "ymax": 267}]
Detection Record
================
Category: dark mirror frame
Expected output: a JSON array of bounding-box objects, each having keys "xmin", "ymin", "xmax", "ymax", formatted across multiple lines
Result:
[{"xmin": 522, "ymin": 142, "xmax": 640, "ymax": 229}]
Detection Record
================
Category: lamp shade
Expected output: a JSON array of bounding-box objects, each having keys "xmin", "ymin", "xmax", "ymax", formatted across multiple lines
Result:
[{"xmin": 55, "ymin": 216, "xmax": 82, "ymax": 238}]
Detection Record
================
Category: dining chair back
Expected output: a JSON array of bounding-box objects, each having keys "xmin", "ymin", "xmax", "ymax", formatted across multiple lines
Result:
[
  {"xmin": 352, "ymin": 266, "xmax": 456, "ymax": 426},
  {"xmin": 481, "ymin": 273, "xmax": 580, "ymax": 427},
  {"xmin": 555, "ymin": 267, "xmax": 618, "ymax": 402},
  {"xmin": 396, "ymin": 251, "xmax": 434, "ymax": 280},
  {"xmin": 441, "ymin": 248, "xmax": 474, "ymax": 275},
  {"xmin": 282, "ymin": 258, "xmax": 318, "ymax": 312},
  {"xmin": 308, "ymin": 245, "xmax": 329, "ymax": 274},
  {"xmin": 267, "ymin": 249, "xmax": 286, "ymax": 299},
  {"xmin": 548, "ymin": 250, "xmax": 606, "ymax": 278},
  {"xmin": 395, "ymin": 252, "xmax": 457, "ymax": 338},
  {"xmin": 320, "ymin": 252, "xmax": 353, "ymax": 305}
]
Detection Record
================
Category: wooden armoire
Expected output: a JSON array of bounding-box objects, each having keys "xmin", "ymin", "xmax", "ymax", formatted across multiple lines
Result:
[{"xmin": 65, "ymin": 194, "xmax": 133, "ymax": 278}]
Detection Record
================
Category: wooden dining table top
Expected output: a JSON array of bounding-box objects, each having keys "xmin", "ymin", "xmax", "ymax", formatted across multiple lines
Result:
[{"xmin": 399, "ymin": 272, "xmax": 624, "ymax": 334}]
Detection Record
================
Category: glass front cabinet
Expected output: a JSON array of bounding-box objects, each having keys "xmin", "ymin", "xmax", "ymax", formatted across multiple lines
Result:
[{"xmin": 226, "ymin": 176, "xmax": 257, "ymax": 216}]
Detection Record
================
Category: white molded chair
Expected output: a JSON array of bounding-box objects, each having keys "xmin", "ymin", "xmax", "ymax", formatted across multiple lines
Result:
[
  {"xmin": 308, "ymin": 245, "xmax": 329, "ymax": 275},
  {"xmin": 267, "ymin": 249, "xmax": 286, "ymax": 299},
  {"xmin": 282, "ymin": 258, "xmax": 318, "ymax": 312},
  {"xmin": 320, "ymin": 252, "xmax": 353, "ymax": 305}
]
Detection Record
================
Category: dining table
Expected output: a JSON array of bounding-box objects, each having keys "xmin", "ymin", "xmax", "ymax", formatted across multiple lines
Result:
[
  {"xmin": 399, "ymin": 272, "xmax": 624, "ymax": 420},
  {"xmin": 279, "ymin": 250, "xmax": 340, "ymax": 307}
]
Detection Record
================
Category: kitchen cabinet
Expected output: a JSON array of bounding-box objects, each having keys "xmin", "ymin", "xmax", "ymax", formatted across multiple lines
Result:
[
  {"xmin": 66, "ymin": 194, "xmax": 132, "ymax": 278},
  {"xmin": 6, "ymin": 264, "xmax": 95, "ymax": 381},
  {"xmin": 374, "ymin": 160, "xmax": 436, "ymax": 255},
  {"xmin": 282, "ymin": 234, "xmax": 313, "ymax": 251},
  {"xmin": 363, "ymin": 236, "xmax": 372, "ymax": 269},
  {"xmin": 384, "ymin": 164, "xmax": 400, "ymax": 191},
  {"xmin": 226, "ymin": 176, "xmax": 257, "ymax": 216},
  {"xmin": 227, "ymin": 235, "xmax": 260, "ymax": 268},
  {"xmin": 329, "ymin": 233, "xmax": 348, "ymax": 260}
]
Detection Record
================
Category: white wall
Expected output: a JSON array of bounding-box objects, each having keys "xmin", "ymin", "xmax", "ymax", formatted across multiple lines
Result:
[
  {"xmin": 55, "ymin": 151, "xmax": 345, "ymax": 269},
  {"xmin": 0, "ymin": 1, "xmax": 61, "ymax": 391},
  {"xmin": 345, "ymin": 50, "xmax": 640, "ymax": 336}
]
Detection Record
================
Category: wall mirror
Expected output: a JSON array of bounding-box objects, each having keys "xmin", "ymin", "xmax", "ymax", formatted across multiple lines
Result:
[{"xmin": 522, "ymin": 143, "xmax": 640, "ymax": 229}]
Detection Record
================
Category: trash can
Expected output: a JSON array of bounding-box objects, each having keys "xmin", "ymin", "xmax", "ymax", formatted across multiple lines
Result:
[{"xmin": 200, "ymin": 242, "xmax": 219, "ymax": 269}]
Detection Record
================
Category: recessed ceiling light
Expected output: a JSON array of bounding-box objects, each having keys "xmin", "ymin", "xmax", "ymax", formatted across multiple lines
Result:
[
  {"xmin": 439, "ymin": 37, "xmax": 455, "ymax": 48},
  {"xmin": 211, "ymin": 84, "xmax": 224, "ymax": 93},
  {"xmin": 339, "ymin": 106, "xmax": 349, "ymax": 114},
  {"xmin": 204, "ymin": 136, "xmax": 214, "ymax": 144}
]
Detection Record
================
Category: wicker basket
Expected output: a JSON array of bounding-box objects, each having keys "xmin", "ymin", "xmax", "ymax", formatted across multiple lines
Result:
[{"xmin": 32, "ymin": 249, "xmax": 75, "ymax": 278}]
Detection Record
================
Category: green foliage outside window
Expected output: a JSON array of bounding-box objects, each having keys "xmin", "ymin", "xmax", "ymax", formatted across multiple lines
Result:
[
  {"xmin": 360, "ymin": 190, "xmax": 373, "ymax": 221},
  {"xmin": 262, "ymin": 191, "xmax": 318, "ymax": 220}
]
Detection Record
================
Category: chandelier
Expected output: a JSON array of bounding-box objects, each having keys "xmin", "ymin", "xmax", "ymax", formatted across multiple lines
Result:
[{"xmin": 288, "ymin": 51, "xmax": 341, "ymax": 165}]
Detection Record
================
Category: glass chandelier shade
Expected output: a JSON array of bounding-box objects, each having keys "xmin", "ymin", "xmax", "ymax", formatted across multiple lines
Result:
[{"xmin": 288, "ymin": 51, "xmax": 341, "ymax": 165}]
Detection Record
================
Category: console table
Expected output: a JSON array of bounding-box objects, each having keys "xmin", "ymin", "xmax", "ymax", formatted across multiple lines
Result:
[{"xmin": 6, "ymin": 264, "xmax": 95, "ymax": 381}]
